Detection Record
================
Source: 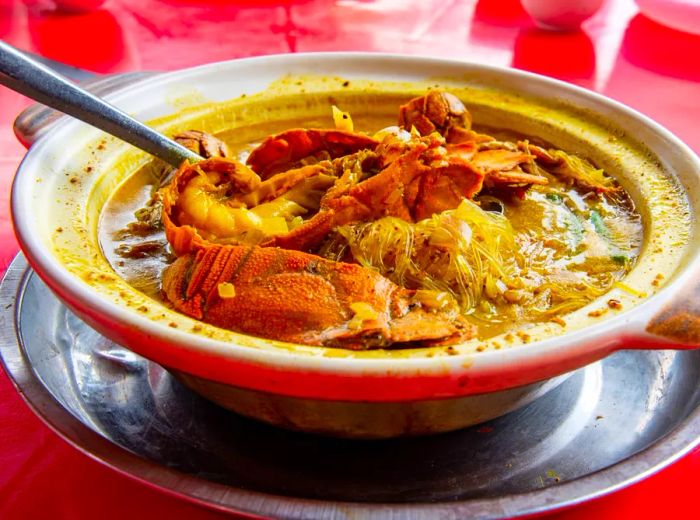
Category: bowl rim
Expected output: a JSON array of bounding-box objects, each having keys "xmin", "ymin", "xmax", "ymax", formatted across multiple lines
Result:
[{"xmin": 10, "ymin": 52, "xmax": 700, "ymax": 390}]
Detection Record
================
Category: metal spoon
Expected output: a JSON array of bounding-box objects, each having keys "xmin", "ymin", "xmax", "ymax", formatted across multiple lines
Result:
[{"xmin": 0, "ymin": 40, "xmax": 201, "ymax": 167}]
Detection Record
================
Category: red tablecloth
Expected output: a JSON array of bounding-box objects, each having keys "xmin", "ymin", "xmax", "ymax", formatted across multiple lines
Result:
[{"xmin": 0, "ymin": 0, "xmax": 698, "ymax": 518}]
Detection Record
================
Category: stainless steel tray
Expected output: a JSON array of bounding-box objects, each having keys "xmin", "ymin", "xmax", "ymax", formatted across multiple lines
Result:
[{"xmin": 1, "ymin": 254, "xmax": 698, "ymax": 519}]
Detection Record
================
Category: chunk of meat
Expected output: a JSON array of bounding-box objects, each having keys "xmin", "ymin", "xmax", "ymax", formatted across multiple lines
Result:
[
  {"xmin": 472, "ymin": 149, "xmax": 548, "ymax": 188},
  {"xmin": 267, "ymin": 134, "xmax": 485, "ymax": 251},
  {"xmin": 161, "ymin": 155, "xmax": 342, "ymax": 254},
  {"xmin": 399, "ymin": 90, "xmax": 472, "ymax": 137},
  {"xmin": 175, "ymin": 130, "xmax": 230, "ymax": 158}
]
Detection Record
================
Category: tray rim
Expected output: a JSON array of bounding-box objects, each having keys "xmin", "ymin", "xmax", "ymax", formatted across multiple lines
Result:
[{"xmin": 1, "ymin": 253, "xmax": 698, "ymax": 519}]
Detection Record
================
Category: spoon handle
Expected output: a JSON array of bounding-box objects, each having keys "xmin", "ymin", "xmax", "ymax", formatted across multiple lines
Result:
[{"xmin": 0, "ymin": 40, "xmax": 200, "ymax": 167}]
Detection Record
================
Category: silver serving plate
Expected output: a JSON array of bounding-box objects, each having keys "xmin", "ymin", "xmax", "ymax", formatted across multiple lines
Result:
[{"xmin": 1, "ymin": 254, "xmax": 698, "ymax": 519}]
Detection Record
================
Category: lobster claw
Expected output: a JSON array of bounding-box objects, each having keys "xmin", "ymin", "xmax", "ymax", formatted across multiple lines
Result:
[{"xmin": 246, "ymin": 128, "xmax": 379, "ymax": 179}]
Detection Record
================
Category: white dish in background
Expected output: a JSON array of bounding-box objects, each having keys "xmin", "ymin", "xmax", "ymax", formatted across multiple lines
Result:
[
  {"xmin": 636, "ymin": 0, "xmax": 700, "ymax": 35},
  {"xmin": 521, "ymin": 0, "xmax": 605, "ymax": 30}
]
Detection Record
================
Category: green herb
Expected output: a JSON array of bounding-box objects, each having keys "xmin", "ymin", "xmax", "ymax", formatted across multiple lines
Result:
[
  {"xmin": 564, "ymin": 211, "xmax": 584, "ymax": 252},
  {"xmin": 590, "ymin": 210, "xmax": 608, "ymax": 237},
  {"xmin": 546, "ymin": 469, "xmax": 562, "ymax": 482},
  {"xmin": 545, "ymin": 193, "xmax": 562, "ymax": 203}
]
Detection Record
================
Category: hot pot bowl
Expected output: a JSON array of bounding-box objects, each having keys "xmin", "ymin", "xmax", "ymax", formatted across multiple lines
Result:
[{"xmin": 11, "ymin": 54, "xmax": 700, "ymax": 438}]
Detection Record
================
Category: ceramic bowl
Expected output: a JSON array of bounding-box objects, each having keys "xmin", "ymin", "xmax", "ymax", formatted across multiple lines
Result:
[
  {"xmin": 635, "ymin": 0, "xmax": 700, "ymax": 36},
  {"xmin": 11, "ymin": 54, "xmax": 700, "ymax": 438}
]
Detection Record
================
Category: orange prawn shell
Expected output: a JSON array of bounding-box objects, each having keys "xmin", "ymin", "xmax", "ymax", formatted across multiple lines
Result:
[
  {"xmin": 161, "ymin": 160, "xmax": 217, "ymax": 257},
  {"xmin": 246, "ymin": 128, "xmax": 379, "ymax": 179},
  {"xmin": 162, "ymin": 244, "xmax": 476, "ymax": 349}
]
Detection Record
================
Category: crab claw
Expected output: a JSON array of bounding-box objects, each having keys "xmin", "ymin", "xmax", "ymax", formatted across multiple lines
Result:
[
  {"xmin": 246, "ymin": 128, "xmax": 379, "ymax": 179},
  {"xmin": 162, "ymin": 244, "xmax": 475, "ymax": 349}
]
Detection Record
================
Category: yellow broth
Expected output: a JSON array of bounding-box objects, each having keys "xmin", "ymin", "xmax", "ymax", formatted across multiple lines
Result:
[{"xmin": 99, "ymin": 114, "xmax": 643, "ymax": 341}]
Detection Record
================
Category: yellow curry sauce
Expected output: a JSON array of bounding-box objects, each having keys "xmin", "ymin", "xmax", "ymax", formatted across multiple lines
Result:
[{"xmin": 99, "ymin": 93, "xmax": 644, "ymax": 346}]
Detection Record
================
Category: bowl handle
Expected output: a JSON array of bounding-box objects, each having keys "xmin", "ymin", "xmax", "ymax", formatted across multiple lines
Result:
[
  {"xmin": 13, "ymin": 71, "xmax": 157, "ymax": 148},
  {"xmin": 644, "ymin": 281, "xmax": 700, "ymax": 348},
  {"xmin": 623, "ymin": 277, "xmax": 700, "ymax": 350}
]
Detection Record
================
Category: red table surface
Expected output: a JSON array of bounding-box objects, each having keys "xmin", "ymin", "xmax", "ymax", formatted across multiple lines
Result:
[{"xmin": 0, "ymin": 0, "xmax": 698, "ymax": 518}]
